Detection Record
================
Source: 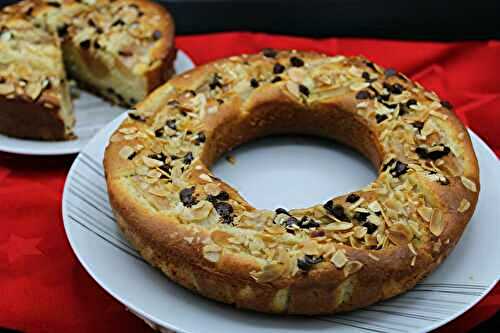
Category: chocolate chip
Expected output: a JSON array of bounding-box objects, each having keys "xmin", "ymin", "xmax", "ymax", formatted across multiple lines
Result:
[
  {"xmin": 186, "ymin": 130, "xmax": 193, "ymax": 135},
  {"xmin": 362, "ymin": 71, "xmax": 371, "ymax": 81},
  {"xmin": 194, "ymin": 132, "xmax": 206, "ymax": 145},
  {"xmin": 365, "ymin": 61, "xmax": 378, "ymax": 73},
  {"xmin": 250, "ymin": 78, "xmax": 259, "ymax": 88},
  {"xmin": 346, "ymin": 193, "xmax": 360, "ymax": 203},
  {"xmin": 297, "ymin": 255, "xmax": 323, "ymax": 271},
  {"xmin": 262, "ymin": 48, "xmax": 277, "ymax": 58},
  {"xmin": 273, "ymin": 63, "xmax": 285, "ymax": 74},
  {"xmin": 127, "ymin": 151, "xmax": 137, "ymax": 160},
  {"xmin": 149, "ymin": 152, "xmax": 166, "ymax": 161},
  {"xmin": 323, "ymin": 201, "xmax": 349, "ymax": 221},
  {"xmin": 154, "ymin": 128, "xmax": 164, "ymax": 137},
  {"xmin": 88, "ymin": 19, "xmax": 96, "ymax": 27},
  {"xmin": 129, "ymin": 98, "xmax": 137, "ymax": 105},
  {"xmin": 79, "ymin": 40, "xmax": 91, "ymax": 49},
  {"xmin": 385, "ymin": 68, "xmax": 397, "ymax": 77},
  {"xmin": 364, "ymin": 222, "xmax": 377, "ymax": 234},
  {"xmin": 390, "ymin": 161, "xmax": 408, "ymax": 177},
  {"xmin": 209, "ymin": 74, "xmax": 223, "ymax": 90},
  {"xmin": 47, "ymin": 2, "xmax": 61, "ymax": 7},
  {"xmin": 183, "ymin": 152, "xmax": 194, "ymax": 165},
  {"xmin": 290, "ymin": 56, "xmax": 304, "ymax": 67},
  {"xmin": 180, "ymin": 187, "xmax": 197, "ymax": 207},
  {"xmin": 375, "ymin": 114, "xmax": 388, "ymax": 123},
  {"xmin": 283, "ymin": 216, "xmax": 300, "ymax": 229},
  {"xmin": 275, "ymin": 208, "xmax": 290, "ymax": 215},
  {"xmin": 152, "ymin": 30, "xmax": 162, "ymax": 40},
  {"xmin": 381, "ymin": 158, "xmax": 396, "ymax": 172},
  {"xmin": 299, "ymin": 216, "xmax": 320, "ymax": 229},
  {"xmin": 112, "ymin": 19, "xmax": 124, "ymax": 27},
  {"xmin": 440, "ymin": 100, "xmax": 453, "ymax": 110},
  {"xmin": 94, "ymin": 40, "xmax": 101, "ymax": 49},
  {"xmin": 159, "ymin": 163, "xmax": 172, "ymax": 175},
  {"xmin": 57, "ymin": 24, "xmax": 68, "ymax": 37},
  {"xmin": 311, "ymin": 230, "xmax": 325, "ymax": 238},
  {"xmin": 412, "ymin": 121, "xmax": 424, "ymax": 132},
  {"xmin": 214, "ymin": 202, "xmax": 233, "ymax": 223},
  {"xmin": 353, "ymin": 211, "xmax": 369, "ymax": 222},
  {"xmin": 215, "ymin": 191, "xmax": 229, "ymax": 201},
  {"xmin": 416, "ymin": 145, "xmax": 451, "ymax": 160},
  {"xmin": 390, "ymin": 83, "xmax": 404, "ymax": 95},
  {"xmin": 298, "ymin": 84, "xmax": 310, "ymax": 96},
  {"xmin": 406, "ymin": 99, "xmax": 417, "ymax": 108},
  {"xmin": 166, "ymin": 119, "xmax": 177, "ymax": 130},
  {"xmin": 355, "ymin": 90, "xmax": 370, "ymax": 100},
  {"xmin": 377, "ymin": 94, "xmax": 390, "ymax": 102},
  {"xmin": 128, "ymin": 113, "xmax": 145, "ymax": 121},
  {"xmin": 271, "ymin": 76, "xmax": 282, "ymax": 83}
]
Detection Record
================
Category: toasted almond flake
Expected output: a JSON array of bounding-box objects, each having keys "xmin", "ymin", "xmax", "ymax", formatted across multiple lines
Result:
[
  {"xmin": 349, "ymin": 197, "xmax": 364, "ymax": 210},
  {"xmin": 408, "ymin": 243, "xmax": 417, "ymax": 255},
  {"xmin": 148, "ymin": 187, "xmax": 169, "ymax": 197},
  {"xmin": 458, "ymin": 199, "xmax": 471, "ymax": 213},
  {"xmin": 25, "ymin": 82, "xmax": 43, "ymax": 100},
  {"xmin": 343, "ymin": 260, "xmax": 363, "ymax": 277},
  {"xmin": 324, "ymin": 222, "xmax": 354, "ymax": 231},
  {"xmin": 424, "ymin": 91, "xmax": 439, "ymax": 101},
  {"xmin": 211, "ymin": 230, "xmax": 232, "ymax": 246},
  {"xmin": 203, "ymin": 183, "xmax": 221, "ymax": 196},
  {"xmin": 143, "ymin": 156, "xmax": 163, "ymax": 168},
  {"xmin": 184, "ymin": 236, "xmax": 194, "ymax": 244},
  {"xmin": 119, "ymin": 127, "xmax": 138, "ymax": 135},
  {"xmin": 368, "ymin": 253, "xmax": 380, "ymax": 261},
  {"xmin": 367, "ymin": 201, "xmax": 382, "ymax": 213},
  {"xmin": 353, "ymin": 226, "xmax": 367, "ymax": 239},
  {"xmin": 285, "ymin": 81, "xmax": 301, "ymax": 99},
  {"xmin": 331, "ymin": 249, "xmax": 347, "ymax": 268},
  {"xmin": 388, "ymin": 223, "xmax": 414, "ymax": 246},
  {"xmin": 429, "ymin": 110, "xmax": 448, "ymax": 120},
  {"xmin": 411, "ymin": 256, "xmax": 417, "ymax": 266},
  {"xmin": 301, "ymin": 239, "xmax": 320, "ymax": 256},
  {"xmin": 202, "ymin": 244, "xmax": 221, "ymax": 263},
  {"xmin": 458, "ymin": 132, "xmax": 465, "ymax": 140},
  {"xmin": 429, "ymin": 209, "xmax": 445, "ymax": 236},
  {"xmin": 110, "ymin": 134, "xmax": 123, "ymax": 142},
  {"xmin": 356, "ymin": 102, "xmax": 368, "ymax": 109},
  {"xmin": 250, "ymin": 262, "xmax": 285, "ymax": 283},
  {"xmin": 119, "ymin": 146, "xmax": 135, "ymax": 160},
  {"xmin": 349, "ymin": 81, "xmax": 370, "ymax": 91},
  {"xmin": 461, "ymin": 176, "xmax": 477, "ymax": 192},
  {"xmin": 417, "ymin": 206, "xmax": 434, "ymax": 222},
  {"xmin": 195, "ymin": 165, "xmax": 203, "ymax": 170},
  {"xmin": 207, "ymin": 105, "xmax": 218, "ymax": 114},
  {"xmin": 147, "ymin": 170, "xmax": 162, "ymax": 179},
  {"xmin": 288, "ymin": 67, "xmax": 307, "ymax": 83},
  {"xmin": 199, "ymin": 173, "xmax": 212, "ymax": 182}
]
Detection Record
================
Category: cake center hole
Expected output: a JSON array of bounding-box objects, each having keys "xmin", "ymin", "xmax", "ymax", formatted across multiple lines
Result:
[{"xmin": 211, "ymin": 135, "xmax": 377, "ymax": 210}]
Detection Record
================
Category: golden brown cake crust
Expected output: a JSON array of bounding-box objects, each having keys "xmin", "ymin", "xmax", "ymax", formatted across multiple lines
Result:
[{"xmin": 104, "ymin": 50, "xmax": 480, "ymax": 314}]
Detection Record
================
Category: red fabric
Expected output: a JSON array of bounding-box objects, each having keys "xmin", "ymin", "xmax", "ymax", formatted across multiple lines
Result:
[{"xmin": 0, "ymin": 32, "xmax": 499, "ymax": 333}]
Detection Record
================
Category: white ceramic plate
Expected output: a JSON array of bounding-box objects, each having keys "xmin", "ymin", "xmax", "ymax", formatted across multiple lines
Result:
[
  {"xmin": 62, "ymin": 114, "xmax": 500, "ymax": 333},
  {"xmin": 0, "ymin": 50, "xmax": 194, "ymax": 156}
]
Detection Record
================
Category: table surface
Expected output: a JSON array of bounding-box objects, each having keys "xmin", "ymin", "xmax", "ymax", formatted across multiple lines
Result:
[{"xmin": 0, "ymin": 33, "xmax": 499, "ymax": 333}]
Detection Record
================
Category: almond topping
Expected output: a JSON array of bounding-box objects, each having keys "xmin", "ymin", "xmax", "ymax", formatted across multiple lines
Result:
[
  {"xmin": 429, "ymin": 209, "xmax": 445, "ymax": 237},
  {"xmin": 458, "ymin": 199, "xmax": 471, "ymax": 213},
  {"xmin": 343, "ymin": 260, "xmax": 363, "ymax": 277},
  {"xmin": 331, "ymin": 249, "xmax": 348, "ymax": 268},
  {"xmin": 461, "ymin": 176, "xmax": 477, "ymax": 192}
]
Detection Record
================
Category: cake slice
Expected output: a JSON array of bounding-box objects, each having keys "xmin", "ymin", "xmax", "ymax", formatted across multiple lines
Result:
[
  {"xmin": 0, "ymin": 0, "xmax": 175, "ymax": 140},
  {"xmin": 0, "ymin": 13, "xmax": 74, "ymax": 140}
]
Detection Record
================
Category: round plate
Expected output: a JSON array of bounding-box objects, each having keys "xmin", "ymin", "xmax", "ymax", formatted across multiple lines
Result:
[
  {"xmin": 0, "ymin": 50, "xmax": 194, "ymax": 156},
  {"xmin": 62, "ymin": 114, "xmax": 500, "ymax": 333}
]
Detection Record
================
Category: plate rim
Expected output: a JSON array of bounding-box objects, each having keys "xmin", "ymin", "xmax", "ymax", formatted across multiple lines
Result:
[
  {"xmin": 0, "ymin": 49, "xmax": 195, "ymax": 156},
  {"xmin": 61, "ymin": 117, "xmax": 500, "ymax": 333}
]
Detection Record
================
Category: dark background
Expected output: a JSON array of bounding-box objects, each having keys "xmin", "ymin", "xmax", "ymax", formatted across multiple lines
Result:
[{"xmin": 1, "ymin": 0, "xmax": 500, "ymax": 40}]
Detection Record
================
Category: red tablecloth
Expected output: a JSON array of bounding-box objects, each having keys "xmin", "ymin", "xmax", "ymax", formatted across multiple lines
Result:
[{"xmin": 0, "ymin": 33, "xmax": 499, "ymax": 333}]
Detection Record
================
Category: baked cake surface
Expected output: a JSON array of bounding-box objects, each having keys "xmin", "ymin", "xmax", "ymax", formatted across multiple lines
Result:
[
  {"xmin": 105, "ymin": 50, "xmax": 480, "ymax": 314},
  {"xmin": 0, "ymin": 0, "xmax": 175, "ymax": 140}
]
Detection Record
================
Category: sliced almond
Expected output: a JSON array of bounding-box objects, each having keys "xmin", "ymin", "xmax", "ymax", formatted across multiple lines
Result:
[
  {"xmin": 250, "ymin": 262, "xmax": 285, "ymax": 283},
  {"xmin": 199, "ymin": 173, "xmax": 212, "ymax": 182},
  {"xmin": 330, "ymin": 249, "xmax": 347, "ymax": 268},
  {"xmin": 0, "ymin": 83, "xmax": 15, "ymax": 95},
  {"xmin": 285, "ymin": 81, "xmax": 301, "ymax": 99},
  {"xmin": 119, "ymin": 146, "xmax": 135, "ymax": 160},
  {"xmin": 202, "ymin": 244, "xmax": 221, "ymax": 263},
  {"xmin": 461, "ymin": 176, "xmax": 477, "ymax": 192},
  {"xmin": 25, "ymin": 82, "xmax": 43, "ymax": 100},
  {"xmin": 429, "ymin": 209, "xmax": 445, "ymax": 236},
  {"xmin": 211, "ymin": 230, "xmax": 232, "ymax": 246},
  {"xmin": 343, "ymin": 260, "xmax": 363, "ymax": 277},
  {"xmin": 324, "ymin": 222, "xmax": 353, "ymax": 231},
  {"xmin": 368, "ymin": 253, "xmax": 380, "ymax": 261},
  {"xmin": 388, "ymin": 223, "xmax": 414, "ymax": 246},
  {"xmin": 457, "ymin": 199, "xmax": 471, "ymax": 213},
  {"xmin": 417, "ymin": 206, "xmax": 434, "ymax": 222},
  {"xmin": 142, "ymin": 156, "xmax": 163, "ymax": 168}
]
